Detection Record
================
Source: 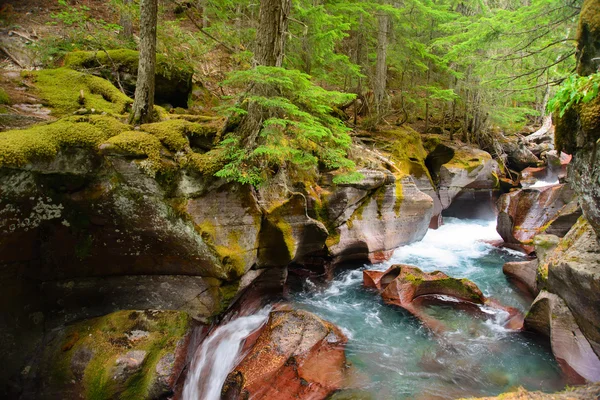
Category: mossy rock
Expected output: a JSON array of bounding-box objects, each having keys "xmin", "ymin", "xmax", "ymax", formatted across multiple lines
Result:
[
  {"xmin": 576, "ymin": 0, "xmax": 600, "ymax": 76},
  {"xmin": 40, "ymin": 310, "xmax": 191, "ymax": 400},
  {"xmin": 25, "ymin": 68, "xmax": 132, "ymax": 116},
  {"xmin": 64, "ymin": 49, "xmax": 193, "ymax": 108},
  {"xmin": 0, "ymin": 114, "xmax": 128, "ymax": 168}
]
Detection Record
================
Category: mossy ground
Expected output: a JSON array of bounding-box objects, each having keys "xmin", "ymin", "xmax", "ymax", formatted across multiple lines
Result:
[
  {"xmin": 25, "ymin": 68, "xmax": 132, "ymax": 116},
  {"xmin": 45, "ymin": 310, "xmax": 190, "ymax": 400}
]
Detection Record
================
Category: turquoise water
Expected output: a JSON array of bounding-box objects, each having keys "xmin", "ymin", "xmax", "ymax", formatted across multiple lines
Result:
[{"xmin": 291, "ymin": 218, "xmax": 566, "ymax": 399}]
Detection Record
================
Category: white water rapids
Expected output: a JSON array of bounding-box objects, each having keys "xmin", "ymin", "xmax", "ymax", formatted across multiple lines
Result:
[{"xmin": 181, "ymin": 309, "xmax": 270, "ymax": 400}]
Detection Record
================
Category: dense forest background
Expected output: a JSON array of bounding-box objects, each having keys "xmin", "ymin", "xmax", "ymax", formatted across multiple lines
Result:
[{"xmin": 1, "ymin": 0, "xmax": 582, "ymax": 132}]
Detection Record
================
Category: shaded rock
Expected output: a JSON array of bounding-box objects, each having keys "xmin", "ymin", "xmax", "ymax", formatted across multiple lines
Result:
[
  {"xmin": 258, "ymin": 193, "xmax": 328, "ymax": 267},
  {"xmin": 21, "ymin": 310, "xmax": 195, "ymax": 400},
  {"xmin": 364, "ymin": 265, "xmax": 523, "ymax": 333},
  {"xmin": 64, "ymin": 50, "xmax": 193, "ymax": 108},
  {"xmin": 498, "ymin": 133, "xmax": 541, "ymax": 171},
  {"xmin": 436, "ymin": 145, "xmax": 500, "ymax": 220},
  {"xmin": 520, "ymin": 167, "xmax": 549, "ymax": 187},
  {"xmin": 222, "ymin": 308, "xmax": 347, "ymax": 400},
  {"xmin": 524, "ymin": 291, "xmax": 600, "ymax": 383},
  {"xmin": 503, "ymin": 260, "xmax": 539, "ymax": 296},
  {"xmin": 496, "ymin": 184, "xmax": 577, "ymax": 253},
  {"xmin": 544, "ymin": 200, "xmax": 582, "ymax": 237}
]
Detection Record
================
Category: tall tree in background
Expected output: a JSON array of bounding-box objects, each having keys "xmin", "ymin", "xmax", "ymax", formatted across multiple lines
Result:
[
  {"xmin": 374, "ymin": 9, "xmax": 390, "ymax": 118},
  {"xmin": 255, "ymin": 0, "xmax": 291, "ymax": 66},
  {"xmin": 119, "ymin": 0, "xmax": 133, "ymax": 40},
  {"xmin": 130, "ymin": 0, "xmax": 158, "ymax": 124}
]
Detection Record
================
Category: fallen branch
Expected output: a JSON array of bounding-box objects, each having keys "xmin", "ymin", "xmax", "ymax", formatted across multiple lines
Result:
[
  {"xmin": 0, "ymin": 46, "xmax": 24, "ymax": 68},
  {"xmin": 8, "ymin": 30, "xmax": 35, "ymax": 42}
]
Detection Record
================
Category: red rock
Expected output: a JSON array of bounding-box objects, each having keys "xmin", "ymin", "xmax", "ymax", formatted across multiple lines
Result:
[
  {"xmin": 363, "ymin": 265, "xmax": 523, "ymax": 332},
  {"xmin": 222, "ymin": 308, "xmax": 347, "ymax": 400},
  {"xmin": 496, "ymin": 184, "xmax": 577, "ymax": 254}
]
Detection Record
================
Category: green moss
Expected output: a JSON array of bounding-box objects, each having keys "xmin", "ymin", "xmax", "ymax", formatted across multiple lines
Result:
[
  {"xmin": 140, "ymin": 119, "xmax": 218, "ymax": 153},
  {"xmin": 0, "ymin": 87, "xmax": 10, "ymax": 104},
  {"xmin": 185, "ymin": 149, "xmax": 226, "ymax": 176},
  {"xmin": 0, "ymin": 115, "xmax": 127, "ymax": 168},
  {"xmin": 63, "ymin": 49, "xmax": 193, "ymax": 84},
  {"xmin": 27, "ymin": 68, "xmax": 132, "ymax": 116},
  {"xmin": 394, "ymin": 179, "xmax": 404, "ymax": 216},
  {"xmin": 106, "ymin": 130, "xmax": 163, "ymax": 165},
  {"xmin": 218, "ymin": 280, "xmax": 241, "ymax": 312},
  {"xmin": 44, "ymin": 310, "xmax": 190, "ymax": 400}
]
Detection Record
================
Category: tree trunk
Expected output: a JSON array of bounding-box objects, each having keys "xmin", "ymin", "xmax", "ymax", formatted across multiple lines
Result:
[
  {"xmin": 119, "ymin": 0, "xmax": 133, "ymax": 40},
  {"xmin": 254, "ymin": 0, "xmax": 291, "ymax": 67},
  {"xmin": 130, "ymin": 0, "xmax": 157, "ymax": 124},
  {"xmin": 374, "ymin": 11, "xmax": 389, "ymax": 117}
]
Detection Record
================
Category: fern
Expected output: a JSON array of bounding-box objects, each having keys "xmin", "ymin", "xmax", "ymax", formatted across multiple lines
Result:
[
  {"xmin": 548, "ymin": 73, "xmax": 600, "ymax": 117},
  {"xmin": 217, "ymin": 66, "xmax": 361, "ymax": 186}
]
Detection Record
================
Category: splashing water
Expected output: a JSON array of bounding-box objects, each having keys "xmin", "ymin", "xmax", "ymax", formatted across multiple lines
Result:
[
  {"xmin": 182, "ymin": 309, "xmax": 270, "ymax": 400},
  {"xmin": 527, "ymin": 179, "xmax": 560, "ymax": 188},
  {"xmin": 291, "ymin": 218, "xmax": 565, "ymax": 399}
]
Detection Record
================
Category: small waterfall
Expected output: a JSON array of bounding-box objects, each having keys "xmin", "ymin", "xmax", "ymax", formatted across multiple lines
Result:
[{"xmin": 182, "ymin": 309, "xmax": 270, "ymax": 400}]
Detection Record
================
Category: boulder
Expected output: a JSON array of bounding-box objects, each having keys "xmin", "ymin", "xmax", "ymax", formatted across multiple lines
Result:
[
  {"xmin": 19, "ymin": 310, "xmax": 196, "ymax": 400},
  {"xmin": 364, "ymin": 264, "xmax": 523, "ymax": 333},
  {"xmin": 322, "ymin": 173, "xmax": 433, "ymax": 264},
  {"xmin": 64, "ymin": 50, "xmax": 193, "ymax": 108},
  {"xmin": 524, "ymin": 291, "xmax": 600, "ymax": 384},
  {"xmin": 258, "ymin": 193, "xmax": 328, "ymax": 267},
  {"xmin": 498, "ymin": 133, "xmax": 540, "ymax": 171},
  {"xmin": 545, "ymin": 218, "xmax": 600, "ymax": 359},
  {"xmin": 496, "ymin": 184, "xmax": 577, "ymax": 253},
  {"xmin": 544, "ymin": 200, "xmax": 582, "ymax": 237},
  {"xmin": 222, "ymin": 308, "xmax": 347, "ymax": 400},
  {"xmin": 435, "ymin": 145, "xmax": 500, "ymax": 220},
  {"xmin": 502, "ymin": 260, "xmax": 539, "ymax": 296}
]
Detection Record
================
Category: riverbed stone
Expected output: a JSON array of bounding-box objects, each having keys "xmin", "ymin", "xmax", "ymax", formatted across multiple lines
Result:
[
  {"xmin": 496, "ymin": 184, "xmax": 577, "ymax": 253},
  {"xmin": 524, "ymin": 291, "xmax": 600, "ymax": 383},
  {"xmin": 222, "ymin": 308, "xmax": 347, "ymax": 400}
]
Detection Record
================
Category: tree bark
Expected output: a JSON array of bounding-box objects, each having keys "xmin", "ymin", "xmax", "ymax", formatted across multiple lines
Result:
[
  {"xmin": 119, "ymin": 0, "xmax": 133, "ymax": 40},
  {"xmin": 255, "ymin": 0, "xmax": 291, "ymax": 67},
  {"xmin": 374, "ymin": 11, "xmax": 389, "ymax": 117},
  {"xmin": 130, "ymin": 0, "xmax": 157, "ymax": 124}
]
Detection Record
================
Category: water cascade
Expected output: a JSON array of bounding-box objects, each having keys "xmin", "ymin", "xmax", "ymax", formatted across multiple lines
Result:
[{"xmin": 181, "ymin": 309, "xmax": 270, "ymax": 400}]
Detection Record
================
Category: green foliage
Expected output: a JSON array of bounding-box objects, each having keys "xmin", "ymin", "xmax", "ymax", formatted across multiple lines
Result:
[
  {"xmin": 33, "ymin": 0, "xmax": 135, "ymax": 66},
  {"xmin": 548, "ymin": 72, "xmax": 600, "ymax": 117},
  {"xmin": 217, "ymin": 66, "xmax": 360, "ymax": 186}
]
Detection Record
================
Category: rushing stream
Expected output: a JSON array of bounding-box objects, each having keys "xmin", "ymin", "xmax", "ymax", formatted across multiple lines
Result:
[
  {"xmin": 291, "ymin": 218, "xmax": 566, "ymax": 399},
  {"xmin": 182, "ymin": 309, "xmax": 270, "ymax": 400}
]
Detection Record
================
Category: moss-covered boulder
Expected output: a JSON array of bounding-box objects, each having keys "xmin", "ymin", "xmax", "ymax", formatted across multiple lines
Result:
[
  {"xmin": 64, "ymin": 50, "xmax": 193, "ymax": 108},
  {"xmin": 25, "ymin": 68, "xmax": 133, "ymax": 117},
  {"xmin": 554, "ymin": 0, "xmax": 600, "ymax": 237},
  {"xmin": 364, "ymin": 264, "xmax": 523, "ymax": 333},
  {"xmin": 23, "ymin": 310, "xmax": 196, "ymax": 400}
]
